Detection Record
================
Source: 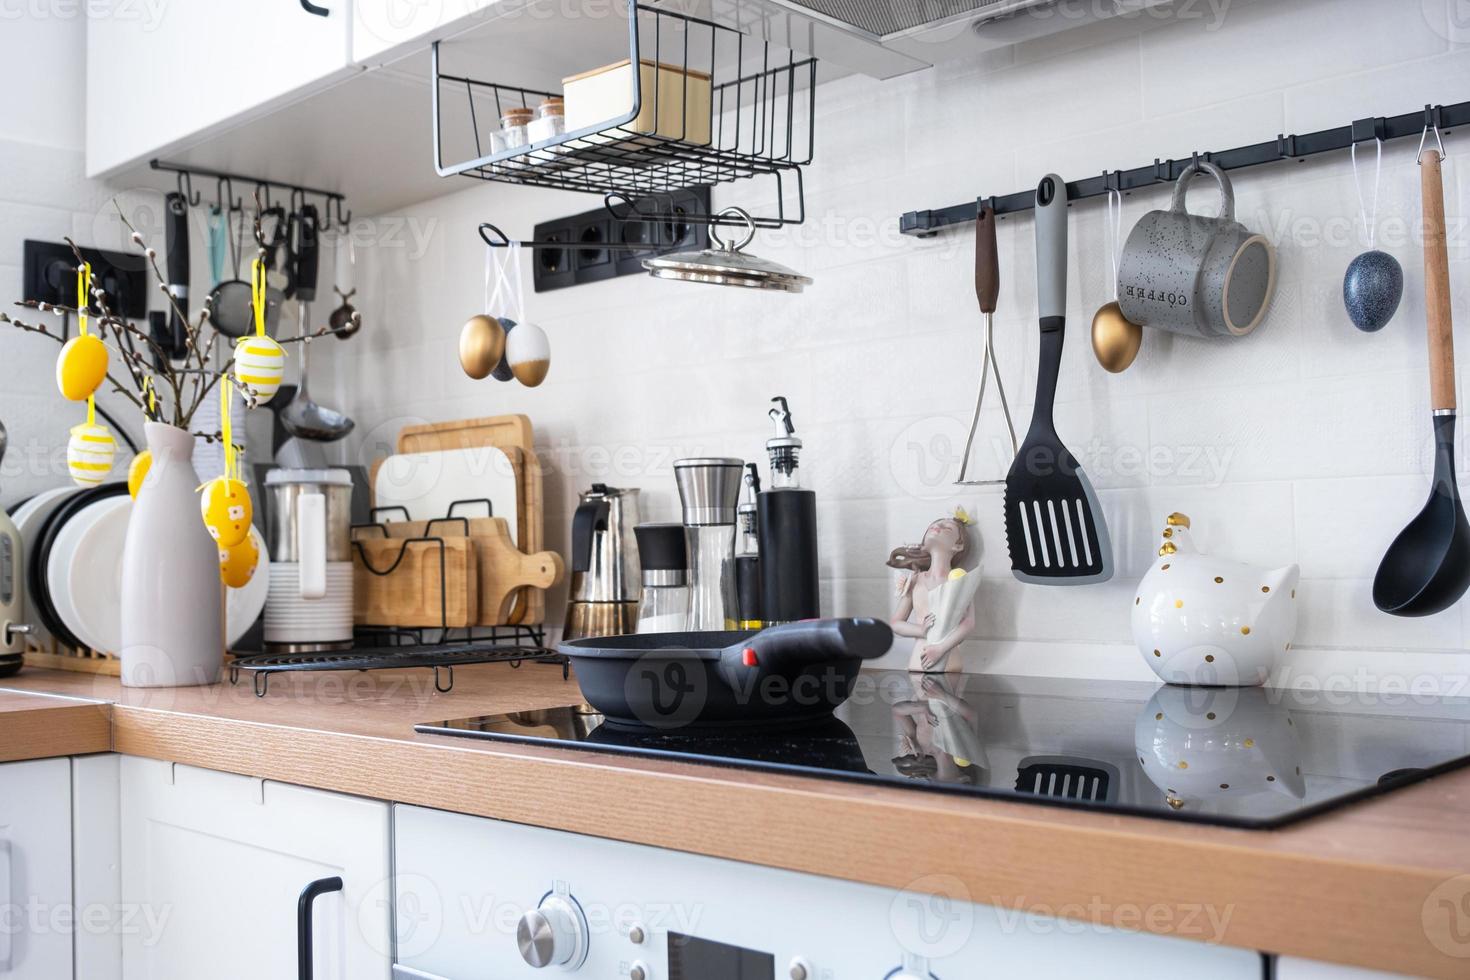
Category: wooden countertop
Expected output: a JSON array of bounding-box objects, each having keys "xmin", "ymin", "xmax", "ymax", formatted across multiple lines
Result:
[
  {"xmin": 0, "ymin": 687, "xmax": 111, "ymax": 761},
  {"xmin": 5, "ymin": 664, "xmax": 1470, "ymax": 976}
]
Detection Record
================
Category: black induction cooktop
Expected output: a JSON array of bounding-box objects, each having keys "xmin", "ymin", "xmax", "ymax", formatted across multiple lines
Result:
[{"xmin": 416, "ymin": 669, "xmax": 1470, "ymax": 829}]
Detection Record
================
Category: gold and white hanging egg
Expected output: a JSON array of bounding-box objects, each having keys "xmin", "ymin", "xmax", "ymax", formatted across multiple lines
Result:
[
  {"xmin": 67, "ymin": 422, "xmax": 116, "ymax": 487},
  {"xmin": 219, "ymin": 530, "xmax": 261, "ymax": 588}
]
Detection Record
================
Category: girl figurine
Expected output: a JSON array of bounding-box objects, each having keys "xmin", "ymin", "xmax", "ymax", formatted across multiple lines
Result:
[{"xmin": 888, "ymin": 508, "xmax": 981, "ymax": 673}]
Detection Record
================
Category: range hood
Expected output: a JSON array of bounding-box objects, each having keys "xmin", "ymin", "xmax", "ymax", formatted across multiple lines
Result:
[{"xmin": 690, "ymin": 0, "xmax": 1172, "ymax": 78}]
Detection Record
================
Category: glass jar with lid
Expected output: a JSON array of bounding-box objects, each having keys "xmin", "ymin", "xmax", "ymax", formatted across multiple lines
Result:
[
  {"xmin": 527, "ymin": 96, "xmax": 565, "ymax": 144},
  {"xmin": 500, "ymin": 107, "xmax": 534, "ymax": 150}
]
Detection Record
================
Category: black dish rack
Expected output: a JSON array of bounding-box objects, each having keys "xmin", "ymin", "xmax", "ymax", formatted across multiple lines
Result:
[
  {"xmin": 431, "ymin": 0, "xmax": 815, "ymax": 230},
  {"xmin": 230, "ymin": 500, "xmax": 568, "ymax": 697}
]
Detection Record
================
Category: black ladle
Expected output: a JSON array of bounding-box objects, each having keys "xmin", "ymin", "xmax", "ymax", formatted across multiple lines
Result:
[{"xmin": 1373, "ymin": 149, "xmax": 1470, "ymax": 617}]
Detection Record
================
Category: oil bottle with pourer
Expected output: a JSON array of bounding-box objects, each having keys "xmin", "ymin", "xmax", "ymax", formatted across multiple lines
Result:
[{"xmin": 757, "ymin": 397, "xmax": 820, "ymax": 625}]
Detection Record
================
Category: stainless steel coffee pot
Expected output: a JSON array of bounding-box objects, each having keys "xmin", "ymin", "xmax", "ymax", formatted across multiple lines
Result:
[{"xmin": 562, "ymin": 484, "xmax": 642, "ymax": 641}]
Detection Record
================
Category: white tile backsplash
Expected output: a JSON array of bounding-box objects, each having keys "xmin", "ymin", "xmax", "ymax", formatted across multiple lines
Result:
[{"xmin": 280, "ymin": 0, "xmax": 1470, "ymax": 675}]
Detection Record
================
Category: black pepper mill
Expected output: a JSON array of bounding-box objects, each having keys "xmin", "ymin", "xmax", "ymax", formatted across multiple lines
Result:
[{"xmin": 757, "ymin": 397, "xmax": 820, "ymax": 625}]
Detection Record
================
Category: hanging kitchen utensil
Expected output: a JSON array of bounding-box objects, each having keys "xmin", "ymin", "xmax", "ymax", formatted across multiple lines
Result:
[
  {"xmin": 1091, "ymin": 184, "xmax": 1144, "ymax": 372},
  {"xmin": 1343, "ymin": 138, "xmax": 1404, "ymax": 333},
  {"xmin": 1372, "ymin": 132, "xmax": 1470, "ymax": 617},
  {"xmin": 643, "ymin": 207, "xmax": 813, "ymax": 292},
  {"xmin": 328, "ymin": 230, "xmax": 360, "ymax": 340},
  {"xmin": 162, "ymin": 191, "xmax": 191, "ymax": 359},
  {"xmin": 209, "ymin": 207, "xmax": 283, "ymax": 338},
  {"xmin": 1003, "ymin": 175, "xmax": 1114, "ymax": 586},
  {"xmin": 289, "ymin": 204, "xmax": 321, "ymax": 303},
  {"xmin": 280, "ymin": 216, "xmax": 355, "ymax": 443},
  {"xmin": 956, "ymin": 205, "xmax": 1017, "ymax": 486}
]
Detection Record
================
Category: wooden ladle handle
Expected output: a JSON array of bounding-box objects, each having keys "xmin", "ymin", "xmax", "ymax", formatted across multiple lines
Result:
[
  {"xmin": 975, "ymin": 206, "xmax": 999, "ymax": 315},
  {"xmin": 1422, "ymin": 150, "xmax": 1456, "ymax": 411}
]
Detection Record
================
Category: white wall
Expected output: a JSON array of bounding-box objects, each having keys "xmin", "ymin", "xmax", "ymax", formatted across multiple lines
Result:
[
  {"xmin": 0, "ymin": 12, "xmax": 146, "ymax": 505},
  {"xmin": 317, "ymin": 0, "xmax": 1470, "ymax": 684}
]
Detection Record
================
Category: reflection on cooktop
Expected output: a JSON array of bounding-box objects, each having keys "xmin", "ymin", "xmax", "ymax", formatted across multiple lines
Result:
[{"xmin": 415, "ymin": 669, "xmax": 1470, "ymax": 829}]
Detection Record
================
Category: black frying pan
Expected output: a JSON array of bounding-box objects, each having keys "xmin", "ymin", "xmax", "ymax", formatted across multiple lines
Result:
[{"xmin": 559, "ymin": 618, "xmax": 893, "ymax": 731}]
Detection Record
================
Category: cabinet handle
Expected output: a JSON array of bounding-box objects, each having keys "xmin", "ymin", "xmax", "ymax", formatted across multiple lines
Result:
[
  {"xmin": 297, "ymin": 875, "xmax": 344, "ymax": 980},
  {"xmin": 299, "ymin": 0, "xmax": 329, "ymax": 15}
]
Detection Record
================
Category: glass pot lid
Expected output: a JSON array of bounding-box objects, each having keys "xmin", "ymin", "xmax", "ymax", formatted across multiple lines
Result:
[{"xmin": 643, "ymin": 207, "xmax": 813, "ymax": 293}]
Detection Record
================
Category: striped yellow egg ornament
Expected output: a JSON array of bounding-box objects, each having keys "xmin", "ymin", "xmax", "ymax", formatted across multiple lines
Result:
[
  {"xmin": 67, "ymin": 422, "xmax": 116, "ymax": 487},
  {"xmin": 219, "ymin": 531, "xmax": 260, "ymax": 588},
  {"xmin": 200, "ymin": 477, "xmax": 252, "ymax": 548},
  {"xmin": 56, "ymin": 334, "xmax": 109, "ymax": 401},
  {"xmin": 233, "ymin": 335, "xmax": 286, "ymax": 403}
]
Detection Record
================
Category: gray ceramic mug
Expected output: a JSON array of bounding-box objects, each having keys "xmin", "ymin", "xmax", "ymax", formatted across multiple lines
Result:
[{"xmin": 1117, "ymin": 161, "xmax": 1277, "ymax": 338}]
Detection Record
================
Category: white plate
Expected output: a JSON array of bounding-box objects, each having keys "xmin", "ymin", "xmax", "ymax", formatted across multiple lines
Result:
[
  {"xmin": 12, "ymin": 487, "xmax": 81, "ymax": 647},
  {"xmin": 63, "ymin": 512, "xmax": 271, "ymax": 656},
  {"xmin": 374, "ymin": 448, "xmax": 519, "ymax": 544},
  {"xmin": 48, "ymin": 495, "xmax": 130, "ymax": 653}
]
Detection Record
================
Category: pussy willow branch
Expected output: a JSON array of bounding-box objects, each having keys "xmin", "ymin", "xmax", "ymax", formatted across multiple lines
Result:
[{"xmin": 0, "ymin": 311, "xmax": 145, "ymax": 413}]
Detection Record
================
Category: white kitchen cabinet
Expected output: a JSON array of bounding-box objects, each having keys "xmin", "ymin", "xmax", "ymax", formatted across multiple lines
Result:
[
  {"xmin": 118, "ymin": 757, "xmax": 391, "ymax": 980},
  {"xmin": 85, "ymin": 0, "xmax": 354, "ymax": 178},
  {"xmin": 0, "ymin": 758, "xmax": 73, "ymax": 980},
  {"xmin": 352, "ymin": 0, "xmax": 510, "ymax": 65}
]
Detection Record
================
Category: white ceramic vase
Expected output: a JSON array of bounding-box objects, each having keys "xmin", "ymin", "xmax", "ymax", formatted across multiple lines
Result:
[{"xmin": 120, "ymin": 422, "xmax": 223, "ymax": 687}]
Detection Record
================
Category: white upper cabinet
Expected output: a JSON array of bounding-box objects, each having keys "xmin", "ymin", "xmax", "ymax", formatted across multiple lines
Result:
[
  {"xmin": 351, "ymin": 0, "xmax": 512, "ymax": 66},
  {"xmin": 85, "ymin": 0, "xmax": 354, "ymax": 177}
]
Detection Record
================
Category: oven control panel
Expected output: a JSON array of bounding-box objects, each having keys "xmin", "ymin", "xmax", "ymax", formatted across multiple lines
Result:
[{"xmin": 393, "ymin": 805, "xmax": 1260, "ymax": 979}]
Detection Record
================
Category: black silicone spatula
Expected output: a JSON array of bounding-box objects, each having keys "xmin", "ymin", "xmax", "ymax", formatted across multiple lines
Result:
[
  {"xmin": 1003, "ymin": 175, "xmax": 1114, "ymax": 585},
  {"xmin": 1372, "ymin": 148, "xmax": 1470, "ymax": 616}
]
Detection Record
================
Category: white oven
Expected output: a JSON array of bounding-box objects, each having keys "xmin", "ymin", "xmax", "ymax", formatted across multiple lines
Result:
[{"xmin": 391, "ymin": 804, "xmax": 1261, "ymax": 980}]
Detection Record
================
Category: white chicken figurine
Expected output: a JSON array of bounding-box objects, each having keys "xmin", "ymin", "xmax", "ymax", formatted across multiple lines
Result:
[{"xmin": 1132, "ymin": 513, "xmax": 1300, "ymax": 687}]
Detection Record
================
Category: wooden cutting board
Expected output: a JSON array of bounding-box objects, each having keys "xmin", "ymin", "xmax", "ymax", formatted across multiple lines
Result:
[
  {"xmin": 388, "ymin": 415, "xmax": 548, "ymax": 626},
  {"xmin": 351, "ymin": 534, "xmax": 479, "ymax": 629},
  {"xmin": 371, "ymin": 518, "xmax": 562, "ymax": 627}
]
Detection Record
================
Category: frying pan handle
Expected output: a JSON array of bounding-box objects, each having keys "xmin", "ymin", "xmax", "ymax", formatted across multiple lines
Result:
[
  {"xmin": 1421, "ymin": 151, "xmax": 1456, "ymax": 412},
  {"xmin": 975, "ymin": 206, "xmax": 999, "ymax": 315},
  {"xmin": 718, "ymin": 618, "xmax": 893, "ymax": 686}
]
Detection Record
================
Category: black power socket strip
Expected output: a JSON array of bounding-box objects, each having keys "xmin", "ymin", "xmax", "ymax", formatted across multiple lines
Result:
[
  {"xmin": 23, "ymin": 240, "xmax": 150, "ymax": 320},
  {"xmin": 532, "ymin": 188, "xmax": 711, "ymax": 293}
]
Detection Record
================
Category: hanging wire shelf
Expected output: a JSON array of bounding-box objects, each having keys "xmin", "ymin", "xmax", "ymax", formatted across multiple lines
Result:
[{"xmin": 431, "ymin": 0, "xmax": 815, "ymax": 229}]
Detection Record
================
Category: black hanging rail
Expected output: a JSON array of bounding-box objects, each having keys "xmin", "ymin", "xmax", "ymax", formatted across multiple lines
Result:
[
  {"xmin": 148, "ymin": 158, "xmax": 353, "ymax": 227},
  {"xmin": 901, "ymin": 101, "xmax": 1468, "ymax": 237}
]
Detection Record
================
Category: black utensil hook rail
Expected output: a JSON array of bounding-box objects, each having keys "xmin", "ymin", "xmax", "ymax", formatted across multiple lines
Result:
[
  {"xmin": 901, "ymin": 101, "xmax": 1468, "ymax": 235},
  {"xmin": 149, "ymin": 159, "xmax": 353, "ymax": 227}
]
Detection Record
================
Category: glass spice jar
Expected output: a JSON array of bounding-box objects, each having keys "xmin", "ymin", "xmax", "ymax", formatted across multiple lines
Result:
[
  {"xmin": 527, "ymin": 96, "xmax": 566, "ymax": 144},
  {"xmin": 500, "ymin": 107, "xmax": 534, "ymax": 150}
]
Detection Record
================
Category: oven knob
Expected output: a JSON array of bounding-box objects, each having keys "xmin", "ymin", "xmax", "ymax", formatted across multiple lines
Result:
[{"xmin": 516, "ymin": 895, "xmax": 587, "ymax": 969}]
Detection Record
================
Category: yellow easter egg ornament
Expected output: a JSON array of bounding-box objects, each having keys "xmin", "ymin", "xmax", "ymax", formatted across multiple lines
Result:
[
  {"xmin": 219, "ymin": 532, "xmax": 260, "ymax": 589},
  {"xmin": 200, "ymin": 477, "xmax": 252, "ymax": 548},
  {"xmin": 56, "ymin": 334, "xmax": 109, "ymax": 401},
  {"xmin": 67, "ymin": 422, "xmax": 116, "ymax": 487},
  {"xmin": 233, "ymin": 335, "xmax": 286, "ymax": 403},
  {"xmin": 127, "ymin": 450, "xmax": 152, "ymax": 498}
]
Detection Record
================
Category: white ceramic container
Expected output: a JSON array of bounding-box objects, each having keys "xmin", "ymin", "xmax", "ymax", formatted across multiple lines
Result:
[{"xmin": 1132, "ymin": 513, "xmax": 1299, "ymax": 687}]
